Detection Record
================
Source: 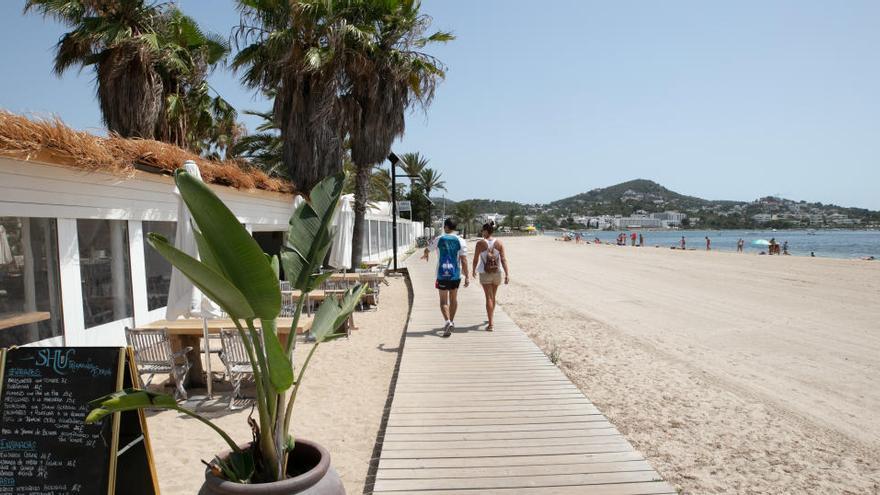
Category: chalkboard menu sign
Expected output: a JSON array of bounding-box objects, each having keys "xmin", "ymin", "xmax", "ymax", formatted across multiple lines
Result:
[{"xmin": 0, "ymin": 347, "xmax": 159, "ymax": 495}]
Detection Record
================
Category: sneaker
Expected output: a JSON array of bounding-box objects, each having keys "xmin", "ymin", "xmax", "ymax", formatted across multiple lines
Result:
[{"xmin": 442, "ymin": 321, "xmax": 452, "ymax": 338}]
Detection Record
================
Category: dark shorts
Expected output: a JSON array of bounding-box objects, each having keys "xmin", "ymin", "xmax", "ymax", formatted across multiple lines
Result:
[{"xmin": 435, "ymin": 279, "xmax": 461, "ymax": 291}]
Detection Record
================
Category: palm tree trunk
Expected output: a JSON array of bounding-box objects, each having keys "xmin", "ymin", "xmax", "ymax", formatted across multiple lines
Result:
[{"xmin": 351, "ymin": 163, "xmax": 371, "ymax": 269}]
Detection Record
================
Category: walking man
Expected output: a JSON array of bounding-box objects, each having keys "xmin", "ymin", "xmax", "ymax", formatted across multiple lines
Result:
[{"xmin": 422, "ymin": 218, "xmax": 469, "ymax": 337}]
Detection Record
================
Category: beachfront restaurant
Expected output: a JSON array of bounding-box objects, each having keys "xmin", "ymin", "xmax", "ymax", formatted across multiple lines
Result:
[{"xmin": 0, "ymin": 119, "xmax": 421, "ymax": 350}]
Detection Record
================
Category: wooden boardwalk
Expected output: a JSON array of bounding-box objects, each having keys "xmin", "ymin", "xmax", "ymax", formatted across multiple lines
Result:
[{"xmin": 372, "ymin": 254, "xmax": 675, "ymax": 494}]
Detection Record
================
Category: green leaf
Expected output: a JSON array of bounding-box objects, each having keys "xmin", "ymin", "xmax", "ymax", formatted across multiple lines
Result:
[
  {"xmin": 223, "ymin": 451, "xmax": 255, "ymax": 483},
  {"xmin": 192, "ymin": 224, "xmax": 226, "ymax": 277},
  {"xmin": 310, "ymin": 284, "xmax": 367, "ymax": 342},
  {"xmin": 147, "ymin": 233, "xmax": 254, "ymax": 318},
  {"xmin": 260, "ymin": 319, "xmax": 294, "ymax": 392},
  {"xmin": 269, "ymin": 254, "xmax": 280, "ymax": 280},
  {"xmin": 86, "ymin": 389, "xmax": 177, "ymax": 424},
  {"xmin": 174, "ymin": 169, "xmax": 280, "ymax": 319},
  {"xmin": 281, "ymin": 174, "xmax": 344, "ymax": 292}
]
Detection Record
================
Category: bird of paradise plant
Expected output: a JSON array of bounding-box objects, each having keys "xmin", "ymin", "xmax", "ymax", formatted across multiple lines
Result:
[{"xmin": 86, "ymin": 170, "xmax": 364, "ymax": 483}]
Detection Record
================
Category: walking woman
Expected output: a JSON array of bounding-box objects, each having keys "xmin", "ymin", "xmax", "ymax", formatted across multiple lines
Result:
[{"xmin": 471, "ymin": 222, "xmax": 509, "ymax": 331}]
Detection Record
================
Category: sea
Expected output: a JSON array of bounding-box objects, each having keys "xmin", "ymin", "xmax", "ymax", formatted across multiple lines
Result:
[{"xmin": 545, "ymin": 229, "xmax": 880, "ymax": 260}]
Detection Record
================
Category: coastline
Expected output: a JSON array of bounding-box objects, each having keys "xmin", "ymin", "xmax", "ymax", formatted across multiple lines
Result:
[
  {"xmin": 497, "ymin": 236, "xmax": 880, "ymax": 493},
  {"xmin": 541, "ymin": 228, "xmax": 879, "ymax": 259}
]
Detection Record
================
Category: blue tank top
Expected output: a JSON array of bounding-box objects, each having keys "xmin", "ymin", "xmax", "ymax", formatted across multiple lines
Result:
[{"xmin": 436, "ymin": 234, "xmax": 462, "ymax": 281}]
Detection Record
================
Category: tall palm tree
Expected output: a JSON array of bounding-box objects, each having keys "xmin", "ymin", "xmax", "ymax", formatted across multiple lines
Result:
[
  {"xmin": 231, "ymin": 109, "xmax": 285, "ymax": 178},
  {"xmin": 233, "ymin": 0, "xmax": 365, "ymax": 191},
  {"xmin": 345, "ymin": 1, "xmax": 453, "ymax": 268},
  {"xmin": 400, "ymin": 152, "xmax": 429, "ymax": 191},
  {"xmin": 419, "ymin": 166, "xmax": 446, "ymax": 226},
  {"xmin": 27, "ymin": 1, "xmax": 235, "ymax": 150},
  {"xmin": 454, "ymin": 202, "xmax": 477, "ymax": 238},
  {"xmin": 25, "ymin": 0, "xmax": 168, "ymax": 138},
  {"xmin": 153, "ymin": 8, "xmax": 235, "ymax": 153}
]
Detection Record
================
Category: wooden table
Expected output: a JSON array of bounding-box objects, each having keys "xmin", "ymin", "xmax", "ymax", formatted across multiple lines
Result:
[
  {"xmin": 142, "ymin": 317, "xmax": 311, "ymax": 388},
  {"xmin": 328, "ymin": 272, "xmax": 386, "ymax": 283},
  {"xmin": 0, "ymin": 311, "xmax": 51, "ymax": 331}
]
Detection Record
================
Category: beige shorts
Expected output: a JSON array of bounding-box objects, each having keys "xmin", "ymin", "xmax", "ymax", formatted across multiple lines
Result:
[{"xmin": 479, "ymin": 271, "xmax": 503, "ymax": 285}]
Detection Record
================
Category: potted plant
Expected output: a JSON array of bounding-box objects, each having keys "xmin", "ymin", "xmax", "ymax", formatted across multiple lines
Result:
[{"xmin": 86, "ymin": 170, "xmax": 363, "ymax": 494}]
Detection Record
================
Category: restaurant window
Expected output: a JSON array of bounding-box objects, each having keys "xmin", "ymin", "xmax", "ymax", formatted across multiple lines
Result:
[
  {"xmin": 370, "ymin": 220, "xmax": 380, "ymax": 255},
  {"xmin": 361, "ymin": 225, "xmax": 370, "ymax": 259},
  {"xmin": 382, "ymin": 222, "xmax": 391, "ymax": 252},
  {"xmin": 0, "ymin": 218, "xmax": 63, "ymax": 347},
  {"xmin": 143, "ymin": 221, "xmax": 176, "ymax": 311},
  {"xmin": 77, "ymin": 220, "xmax": 133, "ymax": 328}
]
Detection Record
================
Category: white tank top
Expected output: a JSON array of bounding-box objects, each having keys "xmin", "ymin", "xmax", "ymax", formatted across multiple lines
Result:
[{"xmin": 477, "ymin": 238, "xmax": 504, "ymax": 274}]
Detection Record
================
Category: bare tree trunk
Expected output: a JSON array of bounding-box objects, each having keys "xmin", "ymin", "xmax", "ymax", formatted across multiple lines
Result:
[{"xmin": 350, "ymin": 163, "xmax": 371, "ymax": 269}]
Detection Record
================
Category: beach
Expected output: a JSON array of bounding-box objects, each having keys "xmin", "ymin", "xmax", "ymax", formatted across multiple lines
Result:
[
  {"xmin": 146, "ymin": 276, "xmax": 409, "ymax": 494},
  {"xmin": 498, "ymin": 236, "xmax": 880, "ymax": 493}
]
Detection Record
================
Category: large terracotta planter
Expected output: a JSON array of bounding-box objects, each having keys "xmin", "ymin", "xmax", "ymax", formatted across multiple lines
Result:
[{"xmin": 199, "ymin": 439, "xmax": 344, "ymax": 495}]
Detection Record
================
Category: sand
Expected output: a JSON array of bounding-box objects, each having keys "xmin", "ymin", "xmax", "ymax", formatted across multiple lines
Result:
[
  {"xmin": 496, "ymin": 236, "xmax": 880, "ymax": 494},
  {"xmin": 146, "ymin": 275, "xmax": 409, "ymax": 494}
]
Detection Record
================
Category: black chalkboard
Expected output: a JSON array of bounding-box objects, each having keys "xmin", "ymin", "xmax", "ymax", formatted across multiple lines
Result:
[
  {"xmin": 114, "ymin": 348, "xmax": 158, "ymax": 495},
  {"xmin": 0, "ymin": 347, "xmax": 159, "ymax": 495}
]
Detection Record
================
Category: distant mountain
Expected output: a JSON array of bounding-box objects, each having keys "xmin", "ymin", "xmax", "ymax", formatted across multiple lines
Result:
[{"xmin": 440, "ymin": 179, "xmax": 880, "ymax": 229}]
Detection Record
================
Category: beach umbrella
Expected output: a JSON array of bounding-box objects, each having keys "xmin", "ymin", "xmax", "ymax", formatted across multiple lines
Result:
[
  {"xmin": 165, "ymin": 160, "xmax": 222, "ymax": 320},
  {"xmin": 328, "ymin": 194, "xmax": 354, "ymax": 270},
  {"xmin": 752, "ymin": 239, "xmax": 771, "ymax": 246},
  {"xmin": 164, "ymin": 160, "xmax": 222, "ymax": 396},
  {"xmin": 0, "ymin": 225, "xmax": 13, "ymax": 265}
]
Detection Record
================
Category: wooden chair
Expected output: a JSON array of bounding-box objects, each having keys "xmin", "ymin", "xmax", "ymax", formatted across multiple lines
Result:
[
  {"xmin": 125, "ymin": 327, "xmax": 192, "ymax": 401},
  {"xmin": 219, "ymin": 329, "xmax": 255, "ymax": 410}
]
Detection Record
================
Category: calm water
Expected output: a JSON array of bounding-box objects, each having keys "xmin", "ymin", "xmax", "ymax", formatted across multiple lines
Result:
[{"xmin": 546, "ymin": 229, "xmax": 880, "ymax": 259}]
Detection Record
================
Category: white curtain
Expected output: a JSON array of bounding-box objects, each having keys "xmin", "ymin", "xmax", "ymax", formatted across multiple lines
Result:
[
  {"xmin": 0, "ymin": 225, "xmax": 13, "ymax": 265},
  {"xmin": 165, "ymin": 160, "xmax": 222, "ymax": 320},
  {"xmin": 328, "ymin": 194, "xmax": 354, "ymax": 269}
]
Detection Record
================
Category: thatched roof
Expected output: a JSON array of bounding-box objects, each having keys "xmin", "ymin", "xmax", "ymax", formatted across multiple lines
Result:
[{"xmin": 0, "ymin": 110, "xmax": 295, "ymax": 194}]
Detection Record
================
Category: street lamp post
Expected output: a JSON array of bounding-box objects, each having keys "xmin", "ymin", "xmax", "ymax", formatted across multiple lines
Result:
[{"xmin": 387, "ymin": 152, "xmax": 420, "ymax": 271}]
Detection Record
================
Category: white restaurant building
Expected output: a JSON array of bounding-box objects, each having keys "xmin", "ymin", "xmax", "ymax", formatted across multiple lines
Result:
[{"xmin": 0, "ymin": 133, "xmax": 420, "ymax": 350}]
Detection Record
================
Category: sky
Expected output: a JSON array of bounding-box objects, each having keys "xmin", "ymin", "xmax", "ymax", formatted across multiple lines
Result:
[{"xmin": 1, "ymin": 1, "xmax": 879, "ymax": 209}]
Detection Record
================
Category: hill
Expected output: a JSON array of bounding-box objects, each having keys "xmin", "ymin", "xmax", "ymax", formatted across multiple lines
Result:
[{"xmin": 439, "ymin": 179, "xmax": 880, "ymax": 229}]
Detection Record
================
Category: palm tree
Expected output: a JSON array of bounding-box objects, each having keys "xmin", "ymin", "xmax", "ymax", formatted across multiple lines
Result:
[
  {"xmin": 345, "ymin": 1, "xmax": 453, "ymax": 268},
  {"xmin": 231, "ymin": 109, "xmax": 285, "ymax": 178},
  {"xmin": 153, "ymin": 8, "xmax": 235, "ymax": 152},
  {"xmin": 400, "ymin": 152, "xmax": 429, "ymax": 191},
  {"xmin": 233, "ymin": 0, "xmax": 365, "ymax": 191},
  {"xmin": 419, "ymin": 167, "xmax": 446, "ymax": 226},
  {"xmin": 27, "ymin": 1, "xmax": 236, "ymax": 151},
  {"xmin": 454, "ymin": 202, "xmax": 477, "ymax": 238},
  {"xmin": 25, "ymin": 0, "xmax": 168, "ymax": 138}
]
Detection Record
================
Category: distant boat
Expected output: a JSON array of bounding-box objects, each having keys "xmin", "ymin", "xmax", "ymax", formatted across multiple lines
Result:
[{"xmin": 806, "ymin": 229, "xmax": 817, "ymax": 235}]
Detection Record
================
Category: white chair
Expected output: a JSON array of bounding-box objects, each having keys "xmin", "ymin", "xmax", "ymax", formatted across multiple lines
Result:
[
  {"xmin": 125, "ymin": 327, "xmax": 192, "ymax": 401},
  {"xmin": 219, "ymin": 329, "xmax": 255, "ymax": 410}
]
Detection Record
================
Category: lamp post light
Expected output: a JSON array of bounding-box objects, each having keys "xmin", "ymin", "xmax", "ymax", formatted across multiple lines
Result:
[{"xmin": 387, "ymin": 152, "xmax": 420, "ymax": 271}]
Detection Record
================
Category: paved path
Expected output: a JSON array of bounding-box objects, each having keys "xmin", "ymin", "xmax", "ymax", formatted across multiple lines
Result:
[{"xmin": 373, "ymin": 253, "xmax": 674, "ymax": 494}]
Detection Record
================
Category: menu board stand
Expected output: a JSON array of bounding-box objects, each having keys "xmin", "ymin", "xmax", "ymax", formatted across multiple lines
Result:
[{"xmin": 0, "ymin": 347, "xmax": 159, "ymax": 495}]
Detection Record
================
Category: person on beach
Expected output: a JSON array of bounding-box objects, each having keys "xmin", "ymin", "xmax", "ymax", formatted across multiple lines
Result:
[
  {"xmin": 737, "ymin": 238, "xmax": 744, "ymax": 253},
  {"xmin": 472, "ymin": 222, "xmax": 510, "ymax": 332},
  {"xmin": 680, "ymin": 236, "xmax": 686, "ymax": 250},
  {"xmin": 631, "ymin": 232, "xmax": 637, "ymax": 246},
  {"xmin": 421, "ymin": 218, "xmax": 469, "ymax": 337},
  {"xmin": 705, "ymin": 236, "xmax": 711, "ymax": 250},
  {"xmin": 639, "ymin": 233, "xmax": 644, "ymax": 247},
  {"xmin": 783, "ymin": 241, "xmax": 789, "ymax": 255}
]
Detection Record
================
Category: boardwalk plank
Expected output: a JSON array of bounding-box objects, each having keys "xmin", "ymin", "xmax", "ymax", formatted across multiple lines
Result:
[{"xmin": 370, "ymin": 255, "xmax": 672, "ymax": 494}]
